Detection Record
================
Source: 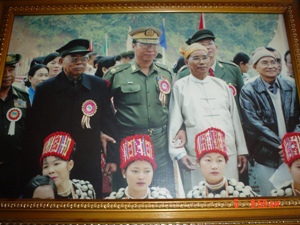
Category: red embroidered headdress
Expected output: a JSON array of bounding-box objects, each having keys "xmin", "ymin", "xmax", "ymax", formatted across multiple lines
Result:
[
  {"xmin": 282, "ymin": 132, "xmax": 300, "ymax": 167},
  {"xmin": 40, "ymin": 132, "xmax": 75, "ymax": 165},
  {"xmin": 195, "ymin": 127, "xmax": 228, "ymax": 161},
  {"xmin": 120, "ymin": 134, "xmax": 156, "ymax": 170}
]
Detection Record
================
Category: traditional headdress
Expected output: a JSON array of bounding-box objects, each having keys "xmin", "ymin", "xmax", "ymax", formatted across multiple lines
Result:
[
  {"xmin": 282, "ymin": 132, "xmax": 300, "ymax": 167},
  {"xmin": 180, "ymin": 43, "xmax": 208, "ymax": 59},
  {"xmin": 251, "ymin": 46, "xmax": 275, "ymax": 65},
  {"xmin": 195, "ymin": 127, "xmax": 228, "ymax": 161},
  {"xmin": 40, "ymin": 132, "xmax": 75, "ymax": 165},
  {"xmin": 120, "ymin": 134, "xmax": 157, "ymax": 170}
]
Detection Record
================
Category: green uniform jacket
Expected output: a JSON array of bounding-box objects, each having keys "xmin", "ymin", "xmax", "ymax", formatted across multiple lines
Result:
[{"xmin": 104, "ymin": 60, "xmax": 172, "ymax": 129}]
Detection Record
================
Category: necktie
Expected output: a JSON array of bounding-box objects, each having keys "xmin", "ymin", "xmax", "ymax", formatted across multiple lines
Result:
[
  {"xmin": 209, "ymin": 68, "xmax": 214, "ymax": 77},
  {"xmin": 268, "ymin": 84, "xmax": 275, "ymax": 94}
]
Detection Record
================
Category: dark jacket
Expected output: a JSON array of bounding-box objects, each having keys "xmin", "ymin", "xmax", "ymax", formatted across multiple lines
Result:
[
  {"xmin": 29, "ymin": 71, "xmax": 119, "ymax": 198},
  {"xmin": 0, "ymin": 86, "xmax": 31, "ymax": 198},
  {"xmin": 240, "ymin": 77, "xmax": 300, "ymax": 168}
]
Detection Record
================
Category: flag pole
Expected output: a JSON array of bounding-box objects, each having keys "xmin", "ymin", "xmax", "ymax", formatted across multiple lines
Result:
[{"xmin": 162, "ymin": 18, "xmax": 166, "ymax": 64}]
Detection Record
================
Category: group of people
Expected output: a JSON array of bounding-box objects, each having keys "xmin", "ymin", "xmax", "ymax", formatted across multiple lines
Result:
[{"xmin": 1, "ymin": 25, "xmax": 299, "ymax": 200}]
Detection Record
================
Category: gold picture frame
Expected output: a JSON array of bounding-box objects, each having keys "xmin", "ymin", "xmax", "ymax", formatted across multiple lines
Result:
[{"xmin": 1, "ymin": 0, "xmax": 300, "ymax": 224}]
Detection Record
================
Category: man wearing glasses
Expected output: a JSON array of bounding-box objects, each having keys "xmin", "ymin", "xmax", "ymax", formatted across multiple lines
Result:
[
  {"xmin": 104, "ymin": 27, "xmax": 177, "ymax": 195},
  {"xmin": 265, "ymin": 47, "xmax": 294, "ymax": 82},
  {"xmin": 239, "ymin": 47, "xmax": 300, "ymax": 196},
  {"xmin": 28, "ymin": 39, "xmax": 119, "ymax": 198}
]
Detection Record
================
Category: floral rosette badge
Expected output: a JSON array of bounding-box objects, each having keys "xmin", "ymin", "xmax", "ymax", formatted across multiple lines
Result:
[
  {"xmin": 81, "ymin": 100, "xmax": 97, "ymax": 129},
  {"xmin": 6, "ymin": 107, "xmax": 22, "ymax": 135},
  {"xmin": 157, "ymin": 76, "xmax": 171, "ymax": 107},
  {"xmin": 228, "ymin": 83, "xmax": 237, "ymax": 96}
]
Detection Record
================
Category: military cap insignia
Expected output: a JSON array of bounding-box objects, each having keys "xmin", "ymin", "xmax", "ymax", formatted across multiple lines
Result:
[
  {"xmin": 145, "ymin": 29, "xmax": 155, "ymax": 37},
  {"xmin": 6, "ymin": 107, "xmax": 22, "ymax": 135},
  {"xmin": 6, "ymin": 55, "xmax": 13, "ymax": 63},
  {"xmin": 5, "ymin": 54, "xmax": 22, "ymax": 65},
  {"xmin": 81, "ymin": 100, "xmax": 97, "ymax": 129}
]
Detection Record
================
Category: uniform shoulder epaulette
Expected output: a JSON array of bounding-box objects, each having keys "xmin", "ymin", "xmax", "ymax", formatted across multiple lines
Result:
[
  {"xmin": 13, "ymin": 85, "xmax": 28, "ymax": 94},
  {"xmin": 218, "ymin": 60, "xmax": 239, "ymax": 68},
  {"xmin": 154, "ymin": 62, "xmax": 172, "ymax": 74},
  {"xmin": 108, "ymin": 63, "xmax": 131, "ymax": 75},
  {"xmin": 178, "ymin": 65, "xmax": 188, "ymax": 73}
]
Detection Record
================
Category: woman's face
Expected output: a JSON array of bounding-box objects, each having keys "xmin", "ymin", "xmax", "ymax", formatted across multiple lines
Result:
[
  {"xmin": 32, "ymin": 185, "xmax": 55, "ymax": 199},
  {"xmin": 289, "ymin": 159, "xmax": 300, "ymax": 186},
  {"xmin": 47, "ymin": 56, "xmax": 62, "ymax": 78},
  {"xmin": 28, "ymin": 67, "xmax": 49, "ymax": 90},
  {"xmin": 122, "ymin": 160, "xmax": 154, "ymax": 198},
  {"xmin": 199, "ymin": 152, "xmax": 226, "ymax": 185},
  {"xmin": 240, "ymin": 62, "xmax": 250, "ymax": 73},
  {"xmin": 42, "ymin": 156, "xmax": 73, "ymax": 189},
  {"xmin": 185, "ymin": 49, "xmax": 210, "ymax": 79}
]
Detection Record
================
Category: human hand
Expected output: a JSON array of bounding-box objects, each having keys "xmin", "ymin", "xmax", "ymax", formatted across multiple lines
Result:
[
  {"xmin": 278, "ymin": 144, "xmax": 285, "ymax": 161},
  {"xmin": 173, "ymin": 129, "xmax": 186, "ymax": 148},
  {"xmin": 104, "ymin": 163, "xmax": 117, "ymax": 176},
  {"xmin": 238, "ymin": 155, "xmax": 248, "ymax": 174},
  {"xmin": 100, "ymin": 133, "xmax": 116, "ymax": 155},
  {"xmin": 179, "ymin": 155, "xmax": 196, "ymax": 171}
]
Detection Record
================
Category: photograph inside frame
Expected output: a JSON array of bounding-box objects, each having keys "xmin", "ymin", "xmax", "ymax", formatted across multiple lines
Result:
[{"xmin": 2, "ymin": 11, "xmax": 299, "ymax": 201}]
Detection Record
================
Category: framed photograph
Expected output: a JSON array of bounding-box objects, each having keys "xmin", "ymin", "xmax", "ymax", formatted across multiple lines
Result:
[{"xmin": 1, "ymin": 0, "xmax": 300, "ymax": 224}]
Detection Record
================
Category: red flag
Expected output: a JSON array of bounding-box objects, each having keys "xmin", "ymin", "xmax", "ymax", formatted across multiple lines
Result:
[
  {"xmin": 88, "ymin": 39, "xmax": 94, "ymax": 51},
  {"xmin": 198, "ymin": 13, "xmax": 205, "ymax": 29}
]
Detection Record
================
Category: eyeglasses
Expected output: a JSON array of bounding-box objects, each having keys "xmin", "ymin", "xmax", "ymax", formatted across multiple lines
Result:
[
  {"xmin": 198, "ymin": 41, "xmax": 215, "ymax": 47},
  {"xmin": 68, "ymin": 56, "xmax": 89, "ymax": 63},
  {"xmin": 260, "ymin": 60, "xmax": 277, "ymax": 67},
  {"xmin": 137, "ymin": 42, "xmax": 159, "ymax": 50},
  {"xmin": 188, "ymin": 56, "xmax": 209, "ymax": 63}
]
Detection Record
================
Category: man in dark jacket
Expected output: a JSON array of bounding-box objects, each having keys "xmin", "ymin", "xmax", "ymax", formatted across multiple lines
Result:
[
  {"xmin": 29, "ymin": 39, "xmax": 119, "ymax": 198},
  {"xmin": 0, "ymin": 54, "xmax": 31, "ymax": 198},
  {"xmin": 240, "ymin": 47, "xmax": 300, "ymax": 196}
]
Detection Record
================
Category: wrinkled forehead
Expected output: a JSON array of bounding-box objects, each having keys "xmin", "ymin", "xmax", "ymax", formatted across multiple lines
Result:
[
  {"xmin": 257, "ymin": 56, "xmax": 276, "ymax": 63},
  {"xmin": 65, "ymin": 52, "xmax": 88, "ymax": 58},
  {"xmin": 5, "ymin": 64, "xmax": 16, "ymax": 68},
  {"xmin": 189, "ymin": 49, "xmax": 209, "ymax": 57}
]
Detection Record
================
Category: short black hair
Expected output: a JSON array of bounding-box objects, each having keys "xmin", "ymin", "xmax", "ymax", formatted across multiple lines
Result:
[
  {"xmin": 232, "ymin": 52, "xmax": 250, "ymax": 65},
  {"xmin": 22, "ymin": 175, "xmax": 57, "ymax": 198},
  {"xmin": 25, "ymin": 64, "xmax": 49, "ymax": 87},
  {"xmin": 284, "ymin": 50, "xmax": 290, "ymax": 63},
  {"xmin": 265, "ymin": 46, "xmax": 276, "ymax": 52}
]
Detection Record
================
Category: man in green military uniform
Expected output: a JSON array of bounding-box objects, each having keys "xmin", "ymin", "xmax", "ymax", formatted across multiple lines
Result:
[
  {"xmin": 177, "ymin": 29, "xmax": 244, "ymax": 108},
  {"xmin": 0, "ymin": 54, "xmax": 31, "ymax": 198},
  {"xmin": 104, "ymin": 26, "xmax": 175, "ymax": 195}
]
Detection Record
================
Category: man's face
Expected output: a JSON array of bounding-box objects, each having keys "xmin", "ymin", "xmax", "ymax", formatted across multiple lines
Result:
[
  {"xmin": 253, "ymin": 57, "xmax": 278, "ymax": 82},
  {"xmin": 1, "ymin": 64, "xmax": 16, "ymax": 89},
  {"xmin": 285, "ymin": 53, "xmax": 293, "ymax": 75},
  {"xmin": 196, "ymin": 39, "xmax": 218, "ymax": 59},
  {"xmin": 59, "ymin": 53, "xmax": 88, "ymax": 79},
  {"xmin": 272, "ymin": 51, "xmax": 282, "ymax": 75},
  {"xmin": 132, "ymin": 42, "xmax": 158, "ymax": 63}
]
